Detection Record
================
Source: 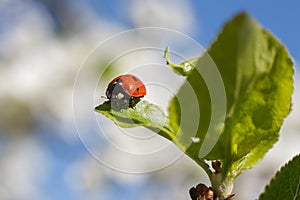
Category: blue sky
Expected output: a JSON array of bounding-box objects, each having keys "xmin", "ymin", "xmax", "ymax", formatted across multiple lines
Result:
[{"xmin": 88, "ymin": 0, "xmax": 300, "ymax": 62}]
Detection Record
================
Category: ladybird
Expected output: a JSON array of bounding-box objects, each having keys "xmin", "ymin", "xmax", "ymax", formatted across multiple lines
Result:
[{"xmin": 105, "ymin": 74, "xmax": 146, "ymax": 110}]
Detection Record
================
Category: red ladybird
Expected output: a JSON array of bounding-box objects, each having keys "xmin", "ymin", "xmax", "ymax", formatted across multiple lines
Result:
[{"xmin": 105, "ymin": 74, "xmax": 146, "ymax": 110}]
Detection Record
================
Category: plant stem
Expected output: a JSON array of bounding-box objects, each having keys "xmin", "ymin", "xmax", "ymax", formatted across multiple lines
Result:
[{"xmin": 210, "ymin": 172, "xmax": 234, "ymax": 198}]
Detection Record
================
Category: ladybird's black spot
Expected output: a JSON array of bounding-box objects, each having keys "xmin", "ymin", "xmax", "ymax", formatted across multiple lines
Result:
[
  {"xmin": 132, "ymin": 76, "xmax": 138, "ymax": 81},
  {"xmin": 136, "ymin": 87, "xmax": 140, "ymax": 92}
]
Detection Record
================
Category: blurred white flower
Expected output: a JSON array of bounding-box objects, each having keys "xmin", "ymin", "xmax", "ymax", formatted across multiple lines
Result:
[
  {"xmin": 64, "ymin": 156, "xmax": 108, "ymax": 193},
  {"xmin": 0, "ymin": 137, "xmax": 52, "ymax": 200},
  {"xmin": 128, "ymin": 0, "xmax": 196, "ymax": 34}
]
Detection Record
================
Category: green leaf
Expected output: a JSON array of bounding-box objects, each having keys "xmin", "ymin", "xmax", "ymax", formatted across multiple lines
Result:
[
  {"xmin": 208, "ymin": 12, "xmax": 294, "ymax": 175},
  {"xmin": 95, "ymin": 99, "xmax": 213, "ymax": 176},
  {"xmin": 259, "ymin": 154, "xmax": 300, "ymax": 200},
  {"xmin": 164, "ymin": 47, "xmax": 197, "ymax": 76},
  {"xmin": 94, "ymin": 100, "xmax": 174, "ymax": 140},
  {"xmin": 167, "ymin": 12, "xmax": 294, "ymax": 195}
]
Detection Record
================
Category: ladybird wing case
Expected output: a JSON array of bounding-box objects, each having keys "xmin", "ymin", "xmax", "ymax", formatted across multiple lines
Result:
[{"xmin": 110, "ymin": 74, "xmax": 146, "ymax": 97}]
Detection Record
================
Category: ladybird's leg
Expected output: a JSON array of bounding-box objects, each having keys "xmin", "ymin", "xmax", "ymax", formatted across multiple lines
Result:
[{"xmin": 129, "ymin": 97, "xmax": 141, "ymax": 108}]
